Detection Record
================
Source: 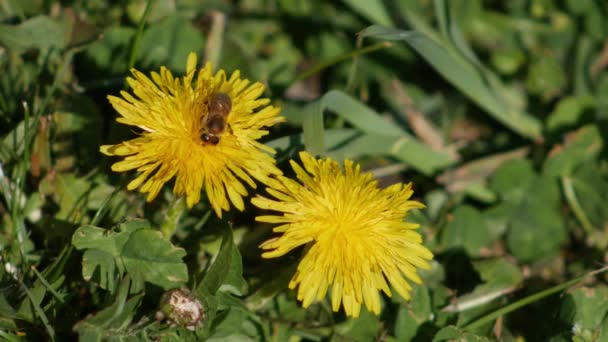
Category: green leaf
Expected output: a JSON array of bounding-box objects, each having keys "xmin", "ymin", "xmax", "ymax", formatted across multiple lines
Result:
[
  {"xmin": 490, "ymin": 158, "xmax": 536, "ymax": 201},
  {"xmin": 41, "ymin": 174, "xmax": 112, "ymax": 222},
  {"xmin": 394, "ymin": 286, "xmax": 433, "ymax": 341},
  {"xmin": 137, "ymin": 14, "xmax": 205, "ymax": 72},
  {"xmin": 54, "ymin": 95, "xmax": 104, "ymax": 168},
  {"xmin": 205, "ymin": 293, "xmax": 264, "ymax": 341},
  {"xmin": 0, "ymin": 294, "xmax": 16, "ymax": 322},
  {"xmin": 72, "ymin": 224, "xmax": 136, "ymax": 257},
  {"xmin": 81, "ymin": 249, "xmax": 117, "ymax": 291},
  {"xmin": 73, "ymin": 277, "xmax": 144, "ymax": 340},
  {"xmin": 16, "ymin": 281, "xmax": 46, "ymax": 321},
  {"xmin": 584, "ymin": 4, "xmax": 607, "ymax": 42},
  {"xmin": 441, "ymin": 205, "xmax": 496, "ymax": 256},
  {"xmin": 0, "ymin": 16, "xmax": 69, "ymax": 52},
  {"xmin": 82, "ymin": 26, "xmax": 135, "ymax": 75},
  {"xmin": 1, "ymin": 120, "xmax": 25, "ymax": 162},
  {"xmin": 475, "ymin": 257, "xmax": 523, "ymax": 289},
  {"xmin": 559, "ymin": 286, "xmax": 608, "ymax": 330},
  {"xmin": 433, "ymin": 325, "xmax": 490, "ymax": 342},
  {"xmin": 482, "ymin": 203, "xmax": 513, "ymax": 241},
  {"xmin": 341, "ymin": 0, "xmax": 392, "ymax": 26},
  {"xmin": 198, "ymin": 226, "xmax": 246, "ymax": 296},
  {"xmin": 565, "ymin": 0, "xmax": 594, "ymax": 15},
  {"xmin": 334, "ymin": 309, "xmax": 381, "ymax": 341},
  {"xmin": 491, "ymin": 49, "xmax": 525, "ymax": 75},
  {"xmin": 543, "ymin": 125, "xmax": 603, "ymax": 178},
  {"xmin": 526, "ymin": 56, "xmax": 566, "ymax": 100},
  {"xmin": 490, "ymin": 160, "xmax": 567, "ymax": 262},
  {"xmin": 72, "ymin": 220, "xmax": 188, "ymax": 292},
  {"xmin": 360, "ymin": 25, "xmax": 542, "ymax": 139},
  {"xmin": 569, "ymin": 163, "xmax": 608, "ymax": 232},
  {"xmin": 122, "ymin": 229, "xmax": 188, "ymax": 291},
  {"xmin": 506, "ymin": 199, "xmax": 565, "ymax": 262},
  {"xmin": 546, "ymin": 96, "xmax": 595, "ymax": 133},
  {"xmin": 219, "ymin": 246, "xmax": 248, "ymax": 297}
]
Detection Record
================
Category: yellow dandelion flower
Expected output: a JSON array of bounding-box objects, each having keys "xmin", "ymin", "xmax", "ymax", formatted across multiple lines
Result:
[
  {"xmin": 100, "ymin": 52, "xmax": 284, "ymax": 217},
  {"xmin": 252, "ymin": 152, "xmax": 433, "ymax": 318}
]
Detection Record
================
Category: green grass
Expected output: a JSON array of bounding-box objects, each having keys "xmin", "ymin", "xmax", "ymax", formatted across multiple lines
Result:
[{"xmin": 1, "ymin": 0, "xmax": 608, "ymax": 340}]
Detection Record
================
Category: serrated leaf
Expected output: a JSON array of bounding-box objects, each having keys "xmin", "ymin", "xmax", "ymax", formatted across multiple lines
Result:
[
  {"xmin": 81, "ymin": 249, "xmax": 117, "ymax": 290},
  {"xmin": 72, "ymin": 220, "xmax": 187, "ymax": 292},
  {"xmin": 72, "ymin": 225, "xmax": 135, "ymax": 256}
]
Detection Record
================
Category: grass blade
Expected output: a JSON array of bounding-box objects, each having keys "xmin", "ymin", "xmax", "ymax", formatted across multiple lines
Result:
[
  {"xmin": 270, "ymin": 128, "xmax": 455, "ymax": 175},
  {"xmin": 360, "ymin": 25, "xmax": 542, "ymax": 140},
  {"xmin": 462, "ymin": 266, "xmax": 608, "ymax": 331}
]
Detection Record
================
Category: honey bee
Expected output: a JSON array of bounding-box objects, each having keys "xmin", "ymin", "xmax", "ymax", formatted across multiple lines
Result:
[{"xmin": 201, "ymin": 92, "xmax": 232, "ymax": 145}]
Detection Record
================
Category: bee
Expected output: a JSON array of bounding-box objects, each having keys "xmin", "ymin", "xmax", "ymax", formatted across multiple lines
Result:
[{"xmin": 201, "ymin": 92, "xmax": 232, "ymax": 145}]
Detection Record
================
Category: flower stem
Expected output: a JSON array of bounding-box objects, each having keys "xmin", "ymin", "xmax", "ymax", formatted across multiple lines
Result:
[
  {"xmin": 462, "ymin": 265, "xmax": 608, "ymax": 331},
  {"xmin": 204, "ymin": 10, "xmax": 226, "ymax": 66},
  {"xmin": 128, "ymin": 0, "xmax": 154, "ymax": 70},
  {"xmin": 161, "ymin": 197, "xmax": 186, "ymax": 239}
]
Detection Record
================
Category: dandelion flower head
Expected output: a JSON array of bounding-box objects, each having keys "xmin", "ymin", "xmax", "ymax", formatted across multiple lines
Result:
[
  {"xmin": 252, "ymin": 152, "xmax": 433, "ymax": 317},
  {"xmin": 101, "ymin": 53, "xmax": 283, "ymax": 216}
]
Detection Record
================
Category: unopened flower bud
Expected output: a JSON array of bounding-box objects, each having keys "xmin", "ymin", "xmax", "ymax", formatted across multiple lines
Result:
[{"xmin": 156, "ymin": 288, "xmax": 204, "ymax": 331}]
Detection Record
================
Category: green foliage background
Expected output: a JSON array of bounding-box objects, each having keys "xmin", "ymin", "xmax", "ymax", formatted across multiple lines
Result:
[{"xmin": 1, "ymin": 0, "xmax": 608, "ymax": 340}]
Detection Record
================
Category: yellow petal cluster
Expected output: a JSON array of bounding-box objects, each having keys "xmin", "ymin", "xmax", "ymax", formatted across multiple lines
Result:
[
  {"xmin": 101, "ymin": 53, "xmax": 284, "ymax": 217},
  {"xmin": 252, "ymin": 152, "xmax": 433, "ymax": 317}
]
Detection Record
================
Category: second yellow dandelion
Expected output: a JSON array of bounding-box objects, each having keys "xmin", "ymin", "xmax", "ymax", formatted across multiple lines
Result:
[{"xmin": 252, "ymin": 152, "xmax": 433, "ymax": 318}]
